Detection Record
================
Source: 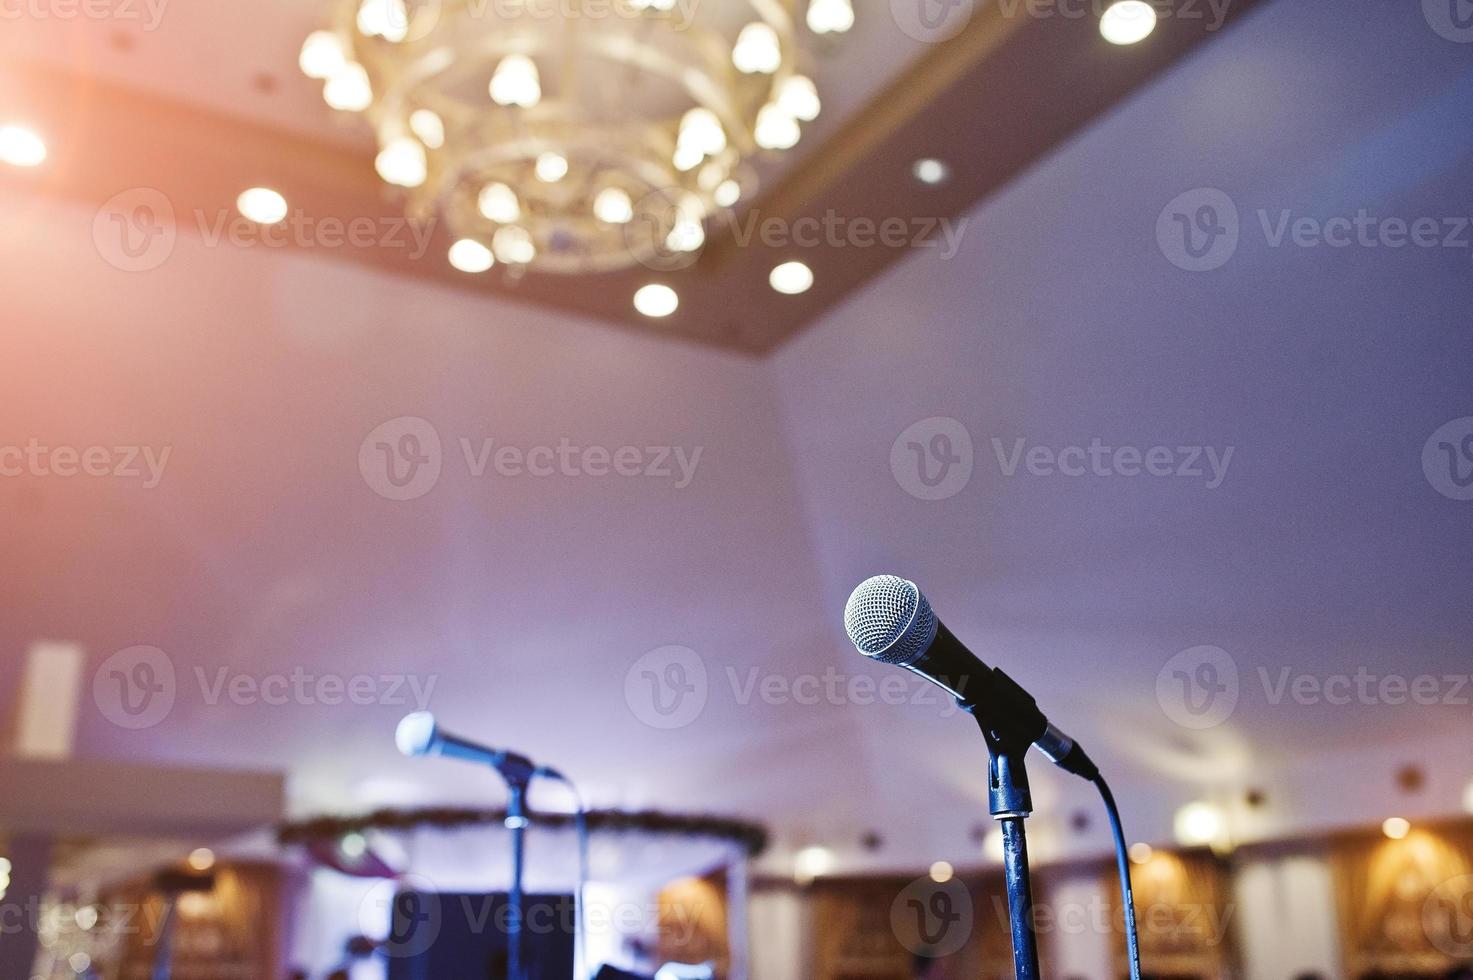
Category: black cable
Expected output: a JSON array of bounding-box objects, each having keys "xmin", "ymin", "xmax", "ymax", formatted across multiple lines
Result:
[{"xmin": 1094, "ymin": 775, "xmax": 1142, "ymax": 980}]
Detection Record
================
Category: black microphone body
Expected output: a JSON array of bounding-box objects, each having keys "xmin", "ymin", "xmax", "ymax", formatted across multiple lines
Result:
[
  {"xmin": 844, "ymin": 575, "xmax": 1098, "ymax": 781},
  {"xmin": 908, "ymin": 618, "xmax": 1098, "ymax": 780}
]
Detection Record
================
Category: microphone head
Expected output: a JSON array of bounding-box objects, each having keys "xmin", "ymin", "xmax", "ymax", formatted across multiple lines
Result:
[
  {"xmin": 396, "ymin": 711, "xmax": 440, "ymax": 757},
  {"xmin": 844, "ymin": 575, "xmax": 938, "ymax": 666}
]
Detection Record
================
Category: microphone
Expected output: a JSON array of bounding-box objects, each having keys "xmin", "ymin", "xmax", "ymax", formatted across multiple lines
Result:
[
  {"xmin": 843, "ymin": 575, "xmax": 1098, "ymax": 780},
  {"xmin": 395, "ymin": 711, "xmax": 562, "ymax": 785}
]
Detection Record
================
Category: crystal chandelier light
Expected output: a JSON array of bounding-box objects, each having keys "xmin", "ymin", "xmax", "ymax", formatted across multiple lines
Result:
[{"xmin": 300, "ymin": 0, "xmax": 851, "ymax": 276}]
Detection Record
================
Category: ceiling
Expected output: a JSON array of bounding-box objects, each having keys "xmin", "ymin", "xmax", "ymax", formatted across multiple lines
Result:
[
  {"xmin": 2, "ymin": 0, "xmax": 1472, "ymax": 880},
  {"xmin": 0, "ymin": 0, "xmax": 1264, "ymax": 350}
]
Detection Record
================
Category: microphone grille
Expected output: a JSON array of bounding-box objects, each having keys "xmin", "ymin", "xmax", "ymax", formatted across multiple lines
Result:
[{"xmin": 844, "ymin": 575, "xmax": 936, "ymax": 666}]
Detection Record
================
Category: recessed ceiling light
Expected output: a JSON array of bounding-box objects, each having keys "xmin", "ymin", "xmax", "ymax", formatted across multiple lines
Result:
[
  {"xmin": 1173, "ymin": 801, "xmax": 1224, "ymax": 846},
  {"xmin": 0, "ymin": 125, "xmax": 47, "ymax": 168},
  {"xmin": 912, "ymin": 158, "xmax": 949, "ymax": 185},
  {"xmin": 633, "ymin": 283, "xmax": 678, "ymax": 318},
  {"xmin": 1100, "ymin": 0, "xmax": 1157, "ymax": 45},
  {"xmin": 793, "ymin": 845, "xmax": 834, "ymax": 884},
  {"xmin": 236, "ymin": 187, "xmax": 288, "ymax": 225},
  {"xmin": 1128, "ymin": 842, "xmax": 1154, "ymax": 865},
  {"xmin": 448, "ymin": 238, "xmax": 494, "ymax": 273},
  {"xmin": 769, "ymin": 260, "xmax": 813, "ymax": 295},
  {"xmin": 187, "ymin": 848, "xmax": 215, "ymax": 871},
  {"xmin": 928, "ymin": 860, "xmax": 954, "ymax": 883},
  {"xmin": 1382, "ymin": 817, "xmax": 1411, "ymax": 840}
]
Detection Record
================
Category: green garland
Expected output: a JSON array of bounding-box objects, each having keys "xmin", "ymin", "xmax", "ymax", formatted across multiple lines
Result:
[{"xmin": 278, "ymin": 806, "xmax": 768, "ymax": 856}]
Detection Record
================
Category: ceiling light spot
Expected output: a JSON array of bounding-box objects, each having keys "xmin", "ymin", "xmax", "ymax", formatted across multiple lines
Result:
[
  {"xmin": 0, "ymin": 125, "xmax": 46, "ymax": 168},
  {"xmin": 323, "ymin": 63, "xmax": 373, "ymax": 111},
  {"xmin": 300, "ymin": 30, "xmax": 349, "ymax": 79},
  {"xmin": 929, "ymin": 860, "xmax": 954, "ymax": 883},
  {"xmin": 633, "ymin": 283, "xmax": 678, "ymax": 318},
  {"xmin": 478, "ymin": 182, "xmax": 521, "ymax": 224},
  {"xmin": 236, "ymin": 187, "xmax": 288, "ymax": 225},
  {"xmin": 793, "ymin": 845, "xmax": 834, "ymax": 884},
  {"xmin": 535, "ymin": 151, "xmax": 568, "ymax": 182},
  {"xmin": 594, "ymin": 187, "xmax": 634, "ymax": 224},
  {"xmin": 375, "ymin": 137, "xmax": 427, "ymax": 187},
  {"xmin": 448, "ymin": 238, "xmax": 494, "ymax": 273},
  {"xmin": 1382, "ymin": 817, "xmax": 1411, "ymax": 840},
  {"xmin": 1100, "ymin": 0, "xmax": 1157, "ymax": 45},
  {"xmin": 1173, "ymin": 801, "xmax": 1224, "ymax": 847},
  {"xmin": 912, "ymin": 157, "xmax": 949, "ymax": 185},
  {"xmin": 714, "ymin": 179, "xmax": 741, "ymax": 208},
  {"xmin": 769, "ymin": 260, "xmax": 813, "ymax": 295}
]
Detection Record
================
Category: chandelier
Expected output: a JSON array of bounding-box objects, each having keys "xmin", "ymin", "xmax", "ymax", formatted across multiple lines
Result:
[{"xmin": 298, "ymin": 0, "xmax": 853, "ymax": 277}]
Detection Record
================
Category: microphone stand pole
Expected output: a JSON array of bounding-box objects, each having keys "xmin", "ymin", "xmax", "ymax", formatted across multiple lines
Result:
[
  {"xmin": 505, "ymin": 778, "xmax": 529, "ymax": 980},
  {"xmin": 983, "ymin": 723, "xmax": 1041, "ymax": 980}
]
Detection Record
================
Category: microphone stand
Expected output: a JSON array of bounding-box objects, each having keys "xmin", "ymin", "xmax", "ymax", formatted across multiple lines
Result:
[
  {"xmin": 504, "ymin": 775, "xmax": 530, "ymax": 980},
  {"xmin": 981, "ymin": 720, "xmax": 1041, "ymax": 980}
]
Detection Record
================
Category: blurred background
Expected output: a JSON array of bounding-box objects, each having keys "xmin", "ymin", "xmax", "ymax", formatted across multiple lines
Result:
[{"xmin": 1, "ymin": 0, "xmax": 1471, "ymax": 976}]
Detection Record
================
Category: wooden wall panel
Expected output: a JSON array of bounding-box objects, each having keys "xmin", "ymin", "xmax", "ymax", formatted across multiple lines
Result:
[{"xmin": 1331, "ymin": 825, "xmax": 1473, "ymax": 978}]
